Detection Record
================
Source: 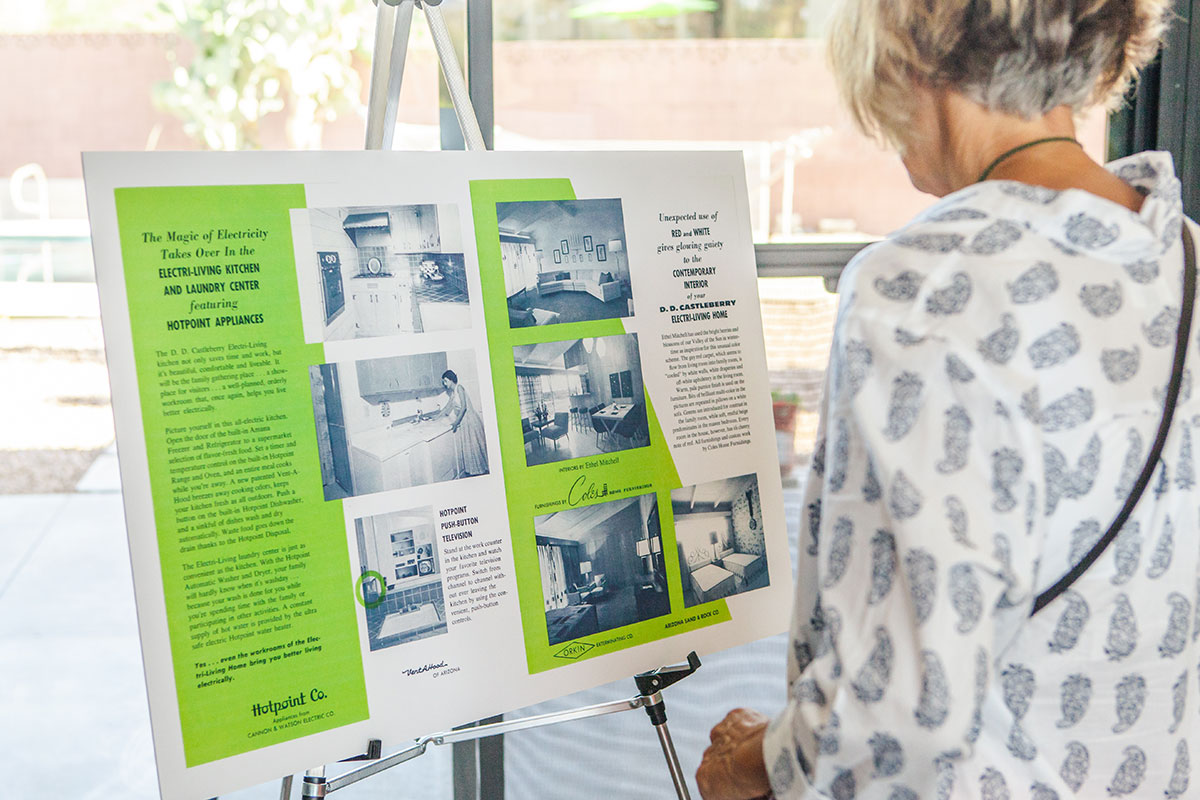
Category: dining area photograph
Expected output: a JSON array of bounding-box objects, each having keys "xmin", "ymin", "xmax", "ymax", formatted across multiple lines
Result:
[{"xmin": 512, "ymin": 332, "xmax": 650, "ymax": 467}]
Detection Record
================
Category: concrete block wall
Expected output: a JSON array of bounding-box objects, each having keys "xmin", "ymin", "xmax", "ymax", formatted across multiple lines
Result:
[{"xmin": 759, "ymin": 277, "xmax": 839, "ymax": 458}]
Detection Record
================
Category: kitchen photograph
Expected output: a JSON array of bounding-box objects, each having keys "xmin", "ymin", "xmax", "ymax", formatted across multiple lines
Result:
[
  {"xmin": 512, "ymin": 332, "xmax": 650, "ymax": 468},
  {"xmin": 354, "ymin": 506, "xmax": 448, "ymax": 651},
  {"xmin": 307, "ymin": 203, "xmax": 471, "ymax": 340},
  {"xmin": 671, "ymin": 473, "xmax": 769, "ymax": 608},
  {"xmin": 309, "ymin": 349, "xmax": 490, "ymax": 501},
  {"xmin": 534, "ymin": 492, "xmax": 669, "ymax": 646}
]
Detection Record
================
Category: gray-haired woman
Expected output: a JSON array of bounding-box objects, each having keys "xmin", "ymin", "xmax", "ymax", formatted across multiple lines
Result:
[{"xmin": 697, "ymin": 0, "xmax": 1198, "ymax": 798}]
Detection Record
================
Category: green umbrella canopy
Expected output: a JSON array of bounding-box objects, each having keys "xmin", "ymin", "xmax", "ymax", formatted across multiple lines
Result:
[{"xmin": 569, "ymin": 0, "xmax": 719, "ymax": 20}]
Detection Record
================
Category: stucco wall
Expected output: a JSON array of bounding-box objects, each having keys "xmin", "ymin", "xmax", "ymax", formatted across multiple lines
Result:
[
  {"xmin": 2, "ymin": 34, "xmax": 1103, "ymax": 236},
  {"xmin": 0, "ymin": 33, "xmax": 437, "ymax": 178}
]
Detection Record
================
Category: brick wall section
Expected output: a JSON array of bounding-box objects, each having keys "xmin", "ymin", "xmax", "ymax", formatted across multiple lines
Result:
[
  {"xmin": 494, "ymin": 40, "xmax": 845, "ymax": 141},
  {"xmin": 3, "ymin": 35, "xmax": 930, "ymax": 233},
  {"xmin": 0, "ymin": 34, "xmax": 199, "ymax": 176},
  {"xmin": 2, "ymin": 35, "xmax": 1103, "ymax": 236},
  {"xmin": 494, "ymin": 39, "xmax": 932, "ymax": 235},
  {"xmin": 4, "ymin": 34, "xmax": 1108, "ymax": 237},
  {"xmin": 758, "ymin": 277, "xmax": 838, "ymax": 458}
]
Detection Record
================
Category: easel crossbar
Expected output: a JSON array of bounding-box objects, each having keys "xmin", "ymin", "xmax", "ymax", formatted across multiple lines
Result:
[{"xmin": 324, "ymin": 695, "xmax": 650, "ymax": 793}]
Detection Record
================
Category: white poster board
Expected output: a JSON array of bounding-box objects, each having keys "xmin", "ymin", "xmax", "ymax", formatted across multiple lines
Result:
[{"xmin": 83, "ymin": 151, "xmax": 790, "ymax": 800}]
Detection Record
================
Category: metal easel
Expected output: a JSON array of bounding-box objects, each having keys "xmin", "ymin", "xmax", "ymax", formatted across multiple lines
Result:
[
  {"xmin": 287, "ymin": 653, "xmax": 702, "ymax": 798},
  {"xmin": 364, "ymin": 0, "xmax": 485, "ymax": 151},
  {"xmin": 278, "ymin": 4, "xmax": 702, "ymax": 798}
]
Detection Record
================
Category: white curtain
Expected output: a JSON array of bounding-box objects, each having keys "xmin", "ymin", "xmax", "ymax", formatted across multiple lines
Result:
[{"xmin": 538, "ymin": 544, "xmax": 567, "ymax": 610}]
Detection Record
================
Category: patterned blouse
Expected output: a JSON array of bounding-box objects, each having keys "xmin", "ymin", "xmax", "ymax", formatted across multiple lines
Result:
[{"xmin": 763, "ymin": 152, "xmax": 1198, "ymax": 799}]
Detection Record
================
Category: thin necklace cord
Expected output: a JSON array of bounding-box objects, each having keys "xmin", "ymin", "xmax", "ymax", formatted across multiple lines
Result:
[{"xmin": 977, "ymin": 136, "xmax": 1080, "ymax": 182}]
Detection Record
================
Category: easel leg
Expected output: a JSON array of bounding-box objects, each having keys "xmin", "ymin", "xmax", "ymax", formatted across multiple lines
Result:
[
  {"xmin": 366, "ymin": 0, "xmax": 485, "ymax": 152},
  {"xmin": 365, "ymin": 0, "xmax": 416, "ymax": 149},
  {"xmin": 651, "ymin": 718, "xmax": 692, "ymax": 800},
  {"xmin": 301, "ymin": 765, "xmax": 328, "ymax": 798},
  {"xmin": 642, "ymin": 694, "xmax": 692, "ymax": 800},
  {"xmin": 635, "ymin": 652, "xmax": 702, "ymax": 799}
]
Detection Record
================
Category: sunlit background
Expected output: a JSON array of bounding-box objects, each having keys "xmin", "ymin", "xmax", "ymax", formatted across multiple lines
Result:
[
  {"xmin": 0, "ymin": 2, "xmax": 1113, "ymax": 797},
  {"xmin": 0, "ymin": 0, "xmax": 1110, "ymax": 491}
]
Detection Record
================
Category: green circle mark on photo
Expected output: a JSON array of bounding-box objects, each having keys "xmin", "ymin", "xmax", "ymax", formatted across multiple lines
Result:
[{"xmin": 355, "ymin": 571, "xmax": 386, "ymax": 609}]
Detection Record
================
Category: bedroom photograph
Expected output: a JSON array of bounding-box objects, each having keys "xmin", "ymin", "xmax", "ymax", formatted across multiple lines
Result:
[
  {"xmin": 671, "ymin": 473, "xmax": 770, "ymax": 609},
  {"xmin": 534, "ymin": 493, "xmax": 670, "ymax": 646}
]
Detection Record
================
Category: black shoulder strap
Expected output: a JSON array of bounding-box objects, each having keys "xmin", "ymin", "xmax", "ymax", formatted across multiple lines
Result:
[{"xmin": 1031, "ymin": 223, "xmax": 1197, "ymax": 616}]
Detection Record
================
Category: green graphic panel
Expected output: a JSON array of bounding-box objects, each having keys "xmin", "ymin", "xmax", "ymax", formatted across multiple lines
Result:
[
  {"xmin": 115, "ymin": 184, "xmax": 368, "ymax": 765},
  {"xmin": 470, "ymin": 179, "xmax": 729, "ymax": 674}
]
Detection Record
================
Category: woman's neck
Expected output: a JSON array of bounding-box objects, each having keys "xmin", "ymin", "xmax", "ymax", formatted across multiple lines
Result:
[{"xmin": 908, "ymin": 92, "xmax": 1145, "ymax": 213}]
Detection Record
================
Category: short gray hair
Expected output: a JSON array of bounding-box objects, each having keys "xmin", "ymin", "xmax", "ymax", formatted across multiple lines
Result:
[{"xmin": 828, "ymin": 0, "xmax": 1170, "ymax": 147}]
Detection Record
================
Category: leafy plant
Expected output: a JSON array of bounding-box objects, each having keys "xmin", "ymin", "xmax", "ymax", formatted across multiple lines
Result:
[
  {"xmin": 154, "ymin": 0, "xmax": 370, "ymax": 150},
  {"xmin": 771, "ymin": 390, "xmax": 801, "ymax": 407}
]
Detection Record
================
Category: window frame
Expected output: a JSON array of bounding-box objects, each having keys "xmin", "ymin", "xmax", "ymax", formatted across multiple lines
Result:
[{"xmin": 1107, "ymin": 0, "xmax": 1200, "ymax": 217}]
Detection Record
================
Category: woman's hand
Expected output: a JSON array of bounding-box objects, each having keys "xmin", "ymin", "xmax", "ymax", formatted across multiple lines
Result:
[{"xmin": 696, "ymin": 708, "xmax": 772, "ymax": 800}]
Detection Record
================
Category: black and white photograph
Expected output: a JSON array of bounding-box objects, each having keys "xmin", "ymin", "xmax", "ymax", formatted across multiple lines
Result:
[
  {"xmin": 672, "ymin": 474, "xmax": 769, "ymax": 608},
  {"xmin": 309, "ymin": 204, "xmax": 471, "ymax": 340},
  {"xmin": 514, "ymin": 333, "xmax": 649, "ymax": 467},
  {"xmin": 497, "ymin": 198, "xmax": 634, "ymax": 328},
  {"xmin": 536, "ymin": 493, "xmax": 669, "ymax": 646},
  {"xmin": 354, "ymin": 507, "xmax": 448, "ymax": 651},
  {"xmin": 310, "ymin": 350, "xmax": 489, "ymax": 500}
]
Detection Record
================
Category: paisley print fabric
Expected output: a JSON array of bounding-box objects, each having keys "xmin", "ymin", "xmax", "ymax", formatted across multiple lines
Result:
[{"xmin": 763, "ymin": 153, "xmax": 1200, "ymax": 798}]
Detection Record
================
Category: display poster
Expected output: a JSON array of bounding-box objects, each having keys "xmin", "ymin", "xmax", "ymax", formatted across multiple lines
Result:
[{"xmin": 83, "ymin": 151, "xmax": 791, "ymax": 800}]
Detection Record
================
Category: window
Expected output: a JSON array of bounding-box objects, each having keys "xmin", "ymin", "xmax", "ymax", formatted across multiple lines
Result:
[
  {"xmin": 516, "ymin": 374, "xmax": 541, "ymax": 419},
  {"xmin": 458, "ymin": 0, "xmax": 1107, "ymax": 469},
  {"xmin": 479, "ymin": 1, "xmax": 1106, "ymax": 242}
]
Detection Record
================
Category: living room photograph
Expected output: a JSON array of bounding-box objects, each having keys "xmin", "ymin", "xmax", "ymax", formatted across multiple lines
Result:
[
  {"xmin": 535, "ymin": 493, "xmax": 670, "ymax": 647},
  {"xmin": 514, "ymin": 333, "xmax": 650, "ymax": 467},
  {"xmin": 671, "ymin": 474, "xmax": 770, "ymax": 609},
  {"xmin": 497, "ymin": 198, "xmax": 634, "ymax": 328}
]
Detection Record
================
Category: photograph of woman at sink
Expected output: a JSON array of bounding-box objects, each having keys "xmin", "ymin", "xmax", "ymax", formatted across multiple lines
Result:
[
  {"xmin": 436, "ymin": 369, "xmax": 489, "ymax": 478},
  {"xmin": 309, "ymin": 350, "xmax": 490, "ymax": 500}
]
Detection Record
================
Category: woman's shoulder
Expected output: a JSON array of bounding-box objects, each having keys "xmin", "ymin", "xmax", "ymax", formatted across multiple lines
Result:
[
  {"xmin": 849, "ymin": 150, "xmax": 1185, "ymax": 295},
  {"xmin": 831, "ymin": 192, "xmax": 1095, "ymax": 388},
  {"xmin": 839, "ymin": 173, "xmax": 1170, "ymax": 320},
  {"xmin": 839, "ymin": 195, "xmax": 1030, "ymax": 322}
]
